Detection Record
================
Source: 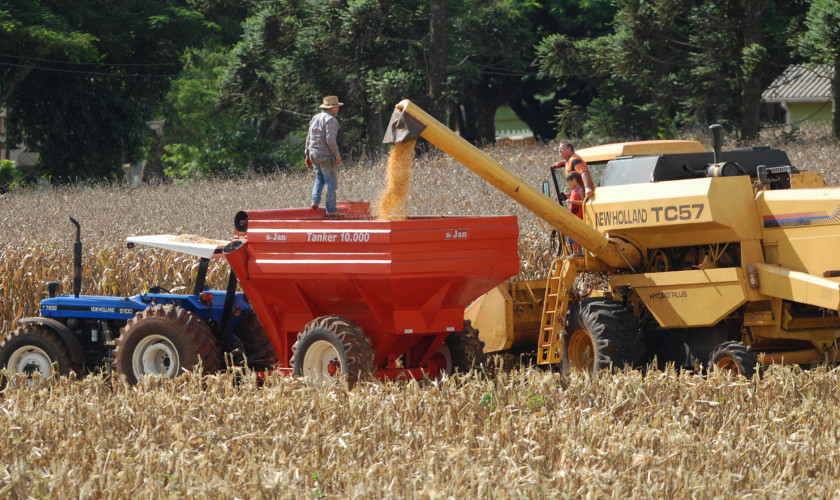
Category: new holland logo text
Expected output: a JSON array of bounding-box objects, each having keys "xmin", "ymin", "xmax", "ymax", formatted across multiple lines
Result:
[{"xmin": 596, "ymin": 203, "xmax": 704, "ymax": 227}]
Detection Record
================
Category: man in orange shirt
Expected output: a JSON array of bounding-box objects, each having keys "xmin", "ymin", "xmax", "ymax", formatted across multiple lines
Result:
[{"xmin": 554, "ymin": 140, "xmax": 594, "ymax": 198}]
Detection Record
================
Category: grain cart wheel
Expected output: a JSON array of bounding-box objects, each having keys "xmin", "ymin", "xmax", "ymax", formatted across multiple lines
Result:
[
  {"xmin": 234, "ymin": 308, "xmax": 278, "ymax": 370},
  {"xmin": 428, "ymin": 343, "xmax": 453, "ymax": 376},
  {"xmin": 562, "ymin": 298, "xmax": 643, "ymax": 374},
  {"xmin": 291, "ymin": 316, "xmax": 375, "ymax": 383},
  {"xmin": 112, "ymin": 305, "xmax": 221, "ymax": 385},
  {"xmin": 0, "ymin": 324, "xmax": 79, "ymax": 388},
  {"xmin": 446, "ymin": 320, "xmax": 487, "ymax": 373},
  {"xmin": 709, "ymin": 341, "xmax": 757, "ymax": 377}
]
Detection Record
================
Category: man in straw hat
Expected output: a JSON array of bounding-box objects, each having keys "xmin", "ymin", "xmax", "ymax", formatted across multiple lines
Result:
[{"xmin": 305, "ymin": 95, "xmax": 344, "ymax": 216}]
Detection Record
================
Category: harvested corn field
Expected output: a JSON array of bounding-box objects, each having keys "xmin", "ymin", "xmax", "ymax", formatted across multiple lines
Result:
[
  {"xmin": 2, "ymin": 137, "xmax": 840, "ymax": 496},
  {"xmin": 2, "ymin": 366, "xmax": 840, "ymax": 497}
]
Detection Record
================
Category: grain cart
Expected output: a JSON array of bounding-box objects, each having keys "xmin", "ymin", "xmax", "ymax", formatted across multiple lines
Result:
[
  {"xmin": 384, "ymin": 99, "xmax": 840, "ymax": 376},
  {"xmin": 223, "ymin": 203, "xmax": 519, "ymax": 380},
  {"xmin": 0, "ymin": 218, "xmax": 275, "ymax": 386}
]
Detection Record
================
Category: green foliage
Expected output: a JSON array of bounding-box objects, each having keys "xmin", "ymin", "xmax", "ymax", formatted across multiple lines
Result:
[
  {"xmin": 0, "ymin": 1, "xmax": 215, "ymax": 181},
  {"xmin": 0, "ymin": 159, "xmax": 23, "ymax": 191},
  {"xmin": 538, "ymin": 0, "xmax": 811, "ymax": 140},
  {"xmin": 160, "ymin": 49, "xmax": 296, "ymax": 178},
  {"xmin": 797, "ymin": 0, "xmax": 840, "ymax": 61},
  {"xmin": 0, "ymin": 1, "xmax": 233, "ymax": 181}
]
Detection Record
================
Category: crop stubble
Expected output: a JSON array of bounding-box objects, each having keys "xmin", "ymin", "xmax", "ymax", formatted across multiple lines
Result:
[{"xmin": 1, "ymin": 136, "xmax": 839, "ymax": 496}]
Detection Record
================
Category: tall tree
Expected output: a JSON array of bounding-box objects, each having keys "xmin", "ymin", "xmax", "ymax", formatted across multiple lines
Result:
[
  {"xmin": 222, "ymin": 0, "xmax": 428, "ymax": 157},
  {"xmin": 537, "ymin": 0, "xmax": 807, "ymax": 141},
  {"xmin": 797, "ymin": 0, "xmax": 840, "ymax": 138},
  {"xmin": 428, "ymin": 0, "xmax": 447, "ymax": 122},
  {"xmin": 1, "ymin": 1, "xmax": 212, "ymax": 180}
]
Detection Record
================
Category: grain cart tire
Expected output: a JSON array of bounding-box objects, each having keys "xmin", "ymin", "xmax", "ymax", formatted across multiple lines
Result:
[
  {"xmin": 446, "ymin": 320, "xmax": 487, "ymax": 373},
  {"xmin": 562, "ymin": 298, "xmax": 643, "ymax": 374},
  {"xmin": 291, "ymin": 316, "xmax": 375, "ymax": 383},
  {"xmin": 112, "ymin": 305, "xmax": 221, "ymax": 385},
  {"xmin": 0, "ymin": 324, "xmax": 79, "ymax": 388},
  {"xmin": 709, "ymin": 341, "xmax": 757, "ymax": 377},
  {"xmin": 234, "ymin": 308, "xmax": 278, "ymax": 370}
]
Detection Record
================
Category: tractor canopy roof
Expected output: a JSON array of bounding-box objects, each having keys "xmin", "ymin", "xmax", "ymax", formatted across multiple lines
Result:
[{"xmin": 125, "ymin": 234, "xmax": 229, "ymax": 259}]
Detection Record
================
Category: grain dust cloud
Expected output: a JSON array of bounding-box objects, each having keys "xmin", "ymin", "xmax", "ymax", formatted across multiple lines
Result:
[{"xmin": 376, "ymin": 139, "xmax": 416, "ymax": 220}]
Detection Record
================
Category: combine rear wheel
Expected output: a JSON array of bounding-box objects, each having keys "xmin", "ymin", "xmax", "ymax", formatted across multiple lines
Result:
[
  {"xmin": 291, "ymin": 316, "xmax": 375, "ymax": 383},
  {"xmin": 234, "ymin": 308, "xmax": 277, "ymax": 370},
  {"xmin": 562, "ymin": 298, "xmax": 643, "ymax": 373},
  {"xmin": 112, "ymin": 305, "xmax": 221, "ymax": 385},
  {"xmin": 709, "ymin": 341, "xmax": 757, "ymax": 377},
  {"xmin": 0, "ymin": 325, "xmax": 78, "ymax": 388},
  {"xmin": 446, "ymin": 320, "xmax": 486, "ymax": 373}
]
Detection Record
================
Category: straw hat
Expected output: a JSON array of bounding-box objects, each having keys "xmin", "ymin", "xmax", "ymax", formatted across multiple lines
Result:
[{"xmin": 319, "ymin": 95, "xmax": 344, "ymax": 108}]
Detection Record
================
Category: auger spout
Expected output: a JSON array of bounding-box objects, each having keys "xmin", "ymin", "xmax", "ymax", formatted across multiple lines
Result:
[{"xmin": 383, "ymin": 99, "xmax": 641, "ymax": 269}]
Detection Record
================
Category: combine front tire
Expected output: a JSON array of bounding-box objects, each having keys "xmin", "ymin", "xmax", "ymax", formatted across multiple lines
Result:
[
  {"xmin": 709, "ymin": 341, "xmax": 757, "ymax": 377},
  {"xmin": 234, "ymin": 308, "xmax": 278, "ymax": 370},
  {"xmin": 291, "ymin": 316, "xmax": 375, "ymax": 383},
  {"xmin": 562, "ymin": 298, "xmax": 643, "ymax": 373},
  {"xmin": 0, "ymin": 325, "xmax": 78, "ymax": 388},
  {"xmin": 112, "ymin": 305, "xmax": 221, "ymax": 385},
  {"xmin": 446, "ymin": 320, "xmax": 486, "ymax": 374}
]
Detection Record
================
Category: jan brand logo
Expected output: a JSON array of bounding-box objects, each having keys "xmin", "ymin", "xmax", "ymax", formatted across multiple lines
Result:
[{"xmin": 445, "ymin": 229, "xmax": 468, "ymax": 240}]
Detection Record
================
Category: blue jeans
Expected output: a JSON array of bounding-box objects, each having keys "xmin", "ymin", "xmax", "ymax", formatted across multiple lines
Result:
[{"xmin": 310, "ymin": 155, "xmax": 338, "ymax": 213}]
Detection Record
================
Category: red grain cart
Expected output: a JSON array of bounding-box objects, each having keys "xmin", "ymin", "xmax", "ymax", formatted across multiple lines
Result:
[{"xmin": 224, "ymin": 203, "xmax": 519, "ymax": 381}]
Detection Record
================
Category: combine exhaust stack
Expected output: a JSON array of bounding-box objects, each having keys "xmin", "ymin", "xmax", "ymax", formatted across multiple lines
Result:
[{"xmin": 383, "ymin": 99, "xmax": 641, "ymax": 269}]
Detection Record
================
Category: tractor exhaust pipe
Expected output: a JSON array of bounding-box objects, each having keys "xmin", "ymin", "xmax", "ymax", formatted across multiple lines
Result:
[
  {"xmin": 69, "ymin": 217, "xmax": 82, "ymax": 298},
  {"xmin": 382, "ymin": 99, "xmax": 641, "ymax": 269}
]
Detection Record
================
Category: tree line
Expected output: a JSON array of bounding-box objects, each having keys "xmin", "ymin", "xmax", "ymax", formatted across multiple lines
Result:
[{"xmin": 0, "ymin": 0, "xmax": 837, "ymax": 183}]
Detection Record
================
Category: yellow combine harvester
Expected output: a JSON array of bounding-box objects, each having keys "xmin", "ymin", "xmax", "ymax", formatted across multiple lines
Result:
[{"xmin": 384, "ymin": 99, "xmax": 838, "ymax": 375}]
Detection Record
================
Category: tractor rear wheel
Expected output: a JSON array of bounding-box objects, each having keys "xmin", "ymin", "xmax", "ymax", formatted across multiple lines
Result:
[
  {"xmin": 291, "ymin": 316, "xmax": 375, "ymax": 383},
  {"xmin": 562, "ymin": 298, "xmax": 643, "ymax": 374},
  {"xmin": 446, "ymin": 320, "xmax": 486, "ymax": 374},
  {"xmin": 0, "ymin": 324, "xmax": 78, "ymax": 388},
  {"xmin": 709, "ymin": 341, "xmax": 757, "ymax": 377},
  {"xmin": 112, "ymin": 305, "xmax": 221, "ymax": 385},
  {"xmin": 234, "ymin": 308, "xmax": 277, "ymax": 370}
]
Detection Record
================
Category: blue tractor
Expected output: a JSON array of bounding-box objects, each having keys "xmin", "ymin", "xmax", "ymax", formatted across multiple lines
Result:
[{"xmin": 0, "ymin": 218, "xmax": 276, "ymax": 386}]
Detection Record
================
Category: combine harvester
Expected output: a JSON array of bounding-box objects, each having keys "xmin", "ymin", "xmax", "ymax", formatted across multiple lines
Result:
[{"xmin": 383, "ymin": 99, "xmax": 840, "ymax": 376}]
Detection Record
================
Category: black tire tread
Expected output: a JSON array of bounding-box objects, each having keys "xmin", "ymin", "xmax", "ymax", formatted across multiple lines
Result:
[
  {"xmin": 0, "ymin": 324, "xmax": 79, "ymax": 384},
  {"xmin": 709, "ymin": 341, "xmax": 757, "ymax": 377},
  {"xmin": 112, "ymin": 304, "xmax": 221, "ymax": 384},
  {"xmin": 563, "ymin": 297, "xmax": 643, "ymax": 372},
  {"xmin": 291, "ymin": 315, "xmax": 375, "ymax": 381},
  {"xmin": 234, "ymin": 308, "xmax": 278, "ymax": 370},
  {"xmin": 446, "ymin": 320, "xmax": 486, "ymax": 373}
]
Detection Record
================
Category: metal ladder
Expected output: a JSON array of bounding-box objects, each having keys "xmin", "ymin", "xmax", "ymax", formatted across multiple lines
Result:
[{"xmin": 537, "ymin": 257, "xmax": 579, "ymax": 365}]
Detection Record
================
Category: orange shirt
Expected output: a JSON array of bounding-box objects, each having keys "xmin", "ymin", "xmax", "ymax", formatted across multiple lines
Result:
[{"xmin": 564, "ymin": 153, "xmax": 590, "ymax": 179}]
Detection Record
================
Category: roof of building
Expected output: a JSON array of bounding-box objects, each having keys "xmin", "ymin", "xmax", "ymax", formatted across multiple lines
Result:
[{"xmin": 763, "ymin": 64, "xmax": 833, "ymax": 103}]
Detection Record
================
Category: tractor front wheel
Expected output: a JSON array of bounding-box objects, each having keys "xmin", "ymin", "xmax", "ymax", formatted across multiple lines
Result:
[
  {"xmin": 112, "ymin": 305, "xmax": 221, "ymax": 385},
  {"xmin": 563, "ymin": 298, "xmax": 643, "ymax": 374},
  {"xmin": 291, "ymin": 316, "xmax": 375, "ymax": 383},
  {"xmin": 709, "ymin": 341, "xmax": 757, "ymax": 377},
  {"xmin": 0, "ymin": 324, "xmax": 78, "ymax": 388}
]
